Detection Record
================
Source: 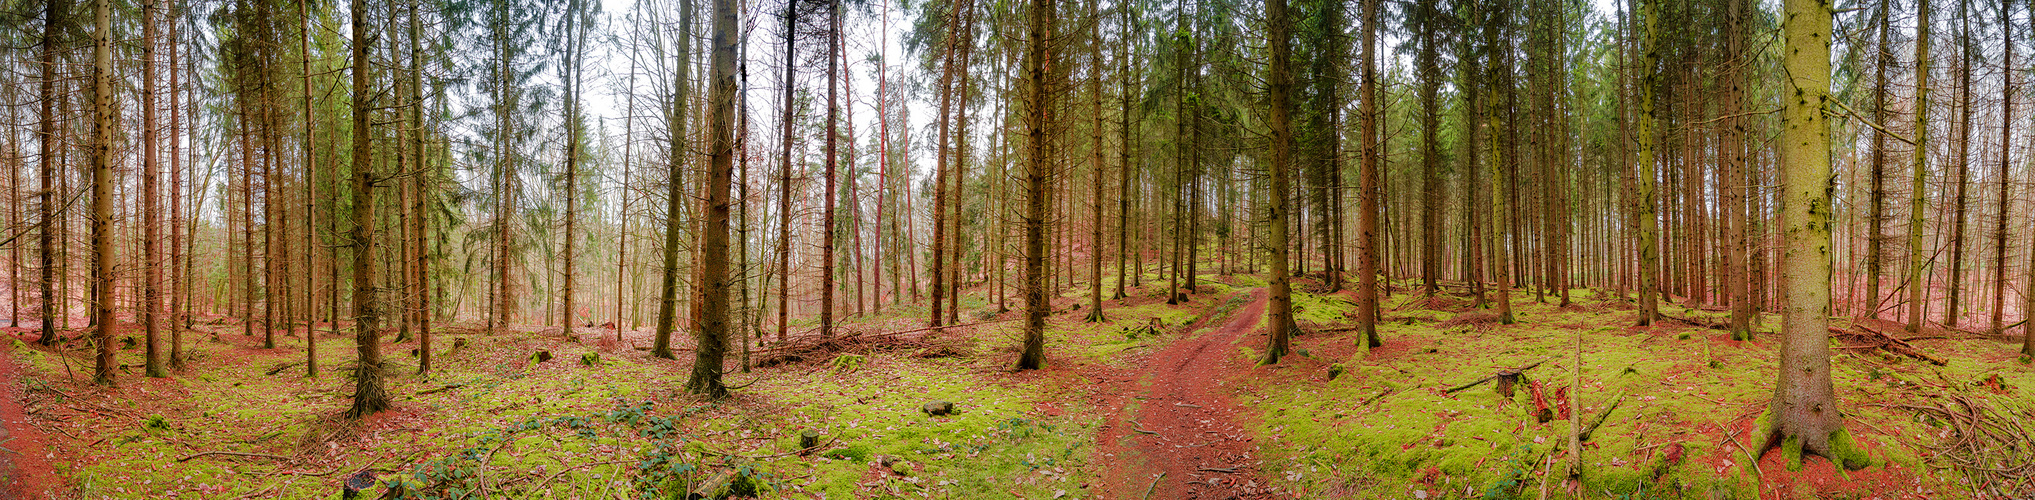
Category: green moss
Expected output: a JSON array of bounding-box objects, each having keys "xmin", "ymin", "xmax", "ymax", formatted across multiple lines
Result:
[
  {"xmin": 1782, "ymin": 434, "xmax": 1804, "ymax": 471},
  {"xmin": 1826, "ymin": 428, "xmax": 1874, "ymax": 470}
]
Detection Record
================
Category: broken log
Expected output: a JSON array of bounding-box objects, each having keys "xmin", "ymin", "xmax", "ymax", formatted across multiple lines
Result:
[{"xmin": 1527, "ymin": 381, "xmax": 1555, "ymax": 423}]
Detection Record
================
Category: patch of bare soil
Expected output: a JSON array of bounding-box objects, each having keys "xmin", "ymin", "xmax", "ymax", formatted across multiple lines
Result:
[{"xmin": 1090, "ymin": 288, "xmax": 1287, "ymax": 499}]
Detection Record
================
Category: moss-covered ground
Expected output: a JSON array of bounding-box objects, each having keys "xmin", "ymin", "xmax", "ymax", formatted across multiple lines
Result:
[
  {"xmin": 1, "ymin": 275, "xmax": 1231, "ymax": 499},
  {"xmin": 7, "ymin": 275, "xmax": 2032, "ymax": 498},
  {"xmin": 1241, "ymin": 285, "xmax": 2035, "ymax": 499}
]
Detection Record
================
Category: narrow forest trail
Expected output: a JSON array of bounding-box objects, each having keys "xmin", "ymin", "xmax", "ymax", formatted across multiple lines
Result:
[
  {"xmin": 0, "ymin": 333, "xmax": 60, "ymax": 499},
  {"xmin": 1091, "ymin": 288, "xmax": 1286, "ymax": 499}
]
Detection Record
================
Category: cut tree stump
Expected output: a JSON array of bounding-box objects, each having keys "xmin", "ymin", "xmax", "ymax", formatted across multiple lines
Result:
[
  {"xmin": 799, "ymin": 430, "xmax": 821, "ymax": 449},
  {"xmin": 921, "ymin": 401, "xmax": 955, "ymax": 416},
  {"xmin": 687, "ymin": 469, "xmax": 737, "ymax": 499},
  {"xmin": 1445, "ymin": 358, "xmax": 1551, "ymax": 396}
]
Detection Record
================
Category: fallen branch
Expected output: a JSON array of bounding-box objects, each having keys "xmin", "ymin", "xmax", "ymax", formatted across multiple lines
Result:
[
  {"xmin": 1359, "ymin": 387, "xmax": 1398, "ymax": 406},
  {"xmin": 1197, "ymin": 467, "xmax": 1237, "ymax": 473},
  {"xmin": 416, "ymin": 384, "xmax": 465, "ymax": 395},
  {"xmin": 1577, "ymin": 393, "xmax": 1626, "ymax": 442},
  {"xmin": 1663, "ymin": 314, "xmax": 1729, "ymax": 330},
  {"xmin": 1832, "ymin": 325, "xmax": 1948, "ymax": 366},
  {"xmin": 179, "ymin": 451, "xmax": 294, "ymax": 463},
  {"xmin": 1143, "ymin": 472, "xmax": 1167, "ymax": 500}
]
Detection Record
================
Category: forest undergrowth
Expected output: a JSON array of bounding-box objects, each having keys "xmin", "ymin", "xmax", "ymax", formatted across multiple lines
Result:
[{"xmin": 4, "ymin": 274, "xmax": 2034, "ymax": 499}]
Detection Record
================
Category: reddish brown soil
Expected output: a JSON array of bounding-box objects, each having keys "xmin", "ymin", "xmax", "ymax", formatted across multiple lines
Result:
[
  {"xmin": 1091, "ymin": 288, "xmax": 1286, "ymax": 499},
  {"xmin": 0, "ymin": 328, "xmax": 64, "ymax": 499}
]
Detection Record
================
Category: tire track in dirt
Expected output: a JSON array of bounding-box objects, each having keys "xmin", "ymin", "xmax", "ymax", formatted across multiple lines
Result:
[{"xmin": 1091, "ymin": 288, "xmax": 1286, "ymax": 499}]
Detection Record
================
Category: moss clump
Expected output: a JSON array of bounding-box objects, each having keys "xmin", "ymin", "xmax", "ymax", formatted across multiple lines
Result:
[
  {"xmin": 821, "ymin": 445, "xmax": 873, "ymax": 462},
  {"xmin": 1825, "ymin": 428, "xmax": 1874, "ymax": 470},
  {"xmin": 1782, "ymin": 434, "xmax": 1804, "ymax": 471},
  {"xmin": 829, "ymin": 354, "xmax": 866, "ymax": 373}
]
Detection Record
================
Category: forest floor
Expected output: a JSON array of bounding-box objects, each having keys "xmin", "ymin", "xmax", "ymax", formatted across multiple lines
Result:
[{"xmin": 1, "ymin": 274, "xmax": 2034, "ymax": 499}]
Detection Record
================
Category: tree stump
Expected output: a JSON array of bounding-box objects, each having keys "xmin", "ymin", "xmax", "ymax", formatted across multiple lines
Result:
[
  {"xmin": 799, "ymin": 430, "xmax": 821, "ymax": 449},
  {"xmin": 921, "ymin": 401, "xmax": 955, "ymax": 416}
]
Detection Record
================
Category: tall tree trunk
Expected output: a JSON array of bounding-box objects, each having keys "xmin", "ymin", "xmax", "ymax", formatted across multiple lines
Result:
[
  {"xmin": 777, "ymin": 0, "xmax": 795, "ymax": 338},
  {"xmin": 1486, "ymin": 0, "xmax": 1515, "ymax": 325},
  {"xmin": 1263, "ymin": 0, "xmax": 1295, "ymax": 365},
  {"xmin": 654, "ymin": 0, "xmax": 695, "ymax": 359},
  {"xmin": 346, "ymin": 0, "xmax": 391, "ymax": 419},
  {"xmin": 1113, "ymin": 8, "xmax": 1136, "ymax": 301},
  {"xmin": 409, "ymin": 0, "xmax": 430, "ymax": 374},
  {"xmin": 142, "ymin": 0, "xmax": 166, "ymax": 378},
  {"xmin": 819, "ymin": 0, "xmax": 840, "ymax": 336},
  {"xmin": 1015, "ymin": 0, "xmax": 1055, "ymax": 371},
  {"xmin": 1084, "ymin": 0, "xmax": 1107, "ymax": 323},
  {"xmin": 1765, "ymin": 0, "xmax": 1866, "ymax": 469},
  {"xmin": 38, "ymin": 0, "xmax": 66, "ymax": 347},
  {"xmin": 1866, "ymin": 0, "xmax": 1889, "ymax": 318},
  {"xmin": 300, "ymin": 0, "xmax": 320, "ymax": 376},
  {"xmin": 1355, "ymin": 0, "xmax": 1382, "ymax": 346},
  {"xmin": 1904, "ymin": 0, "xmax": 1931, "ymax": 333},
  {"xmin": 688, "ymin": 0, "xmax": 736, "ymax": 398},
  {"xmin": 1724, "ymin": 0, "xmax": 1753, "ymax": 340},
  {"xmin": 168, "ymin": 4, "xmax": 185, "ymax": 369},
  {"xmin": 88, "ymin": 0, "xmax": 114, "ymax": 386},
  {"xmin": 1944, "ymin": 1, "xmax": 1970, "ymax": 328},
  {"xmin": 1633, "ymin": 0, "xmax": 1661, "ymax": 326},
  {"xmin": 561, "ymin": 0, "xmax": 582, "ymax": 338},
  {"xmin": 1417, "ymin": 0, "xmax": 1441, "ymax": 297},
  {"xmin": 1993, "ymin": 0, "xmax": 2014, "ymax": 336}
]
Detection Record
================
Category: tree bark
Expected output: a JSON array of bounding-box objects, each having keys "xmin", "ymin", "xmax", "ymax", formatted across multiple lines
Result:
[
  {"xmin": 1632, "ymin": 0, "xmax": 1660, "ymax": 326},
  {"xmin": 819, "ymin": 0, "xmax": 840, "ymax": 337},
  {"xmin": 37, "ymin": 0, "xmax": 66, "ymax": 347},
  {"xmin": 1945, "ymin": 0, "xmax": 1970, "ymax": 328},
  {"xmin": 1084, "ymin": 0, "xmax": 1107, "ymax": 323},
  {"xmin": 1263, "ymin": 0, "xmax": 1295, "ymax": 365},
  {"xmin": 1866, "ymin": 0, "xmax": 1890, "ymax": 318},
  {"xmin": 1765, "ymin": 0, "xmax": 1865, "ymax": 470},
  {"xmin": 654, "ymin": 0, "xmax": 694, "ymax": 359},
  {"xmin": 142, "ymin": 0, "xmax": 166, "ymax": 378},
  {"xmin": 346, "ymin": 0, "xmax": 390, "ymax": 419},
  {"xmin": 88, "ymin": 0, "xmax": 114, "ymax": 386},
  {"xmin": 1016, "ymin": 0, "xmax": 1055, "ymax": 371},
  {"xmin": 1354, "ymin": 0, "xmax": 1382, "ymax": 346},
  {"xmin": 1994, "ymin": 0, "xmax": 2015, "ymax": 336},
  {"xmin": 1417, "ymin": 0, "xmax": 1441, "ymax": 298},
  {"xmin": 688, "ymin": 0, "xmax": 736, "ymax": 398}
]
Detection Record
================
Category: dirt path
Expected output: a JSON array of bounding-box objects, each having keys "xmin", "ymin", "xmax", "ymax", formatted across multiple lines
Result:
[
  {"xmin": 1091, "ymin": 289, "xmax": 1285, "ymax": 499},
  {"xmin": 0, "ymin": 331, "xmax": 62, "ymax": 499}
]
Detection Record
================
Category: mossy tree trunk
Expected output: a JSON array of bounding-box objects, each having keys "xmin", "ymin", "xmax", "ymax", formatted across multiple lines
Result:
[
  {"xmin": 1765, "ymin": 0, "xmax": 1867, "ymax": 470},
  {"xmin": 1262, "ymin": 0, "xmax": 1294, "ymax": 365}
]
